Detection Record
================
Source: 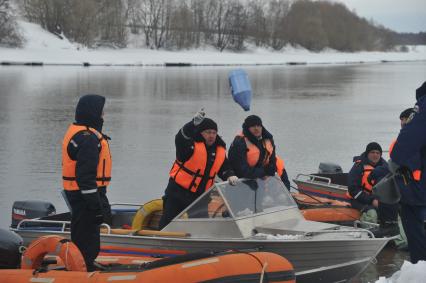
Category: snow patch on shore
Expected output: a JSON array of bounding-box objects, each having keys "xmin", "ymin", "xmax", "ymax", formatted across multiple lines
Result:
[
  {"xmin": 375, "ymin": 260, "xmax": 426, "ymax": 283},
  {"xmin": 1, "ymin": 20, "xmax": 425, "ymax": 66}
]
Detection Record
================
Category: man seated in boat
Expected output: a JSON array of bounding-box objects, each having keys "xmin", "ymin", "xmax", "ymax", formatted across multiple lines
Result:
[
  {"xmin": 347, "ymin": 142, "xmax": 399, "ymax": 237},
  {"xmin": 158, "ymin": 110, "xmax": 238, "ymax": 229},
  {"xmin": 228, "ymin": 115, "xmax": 291, "ymax": 190}
]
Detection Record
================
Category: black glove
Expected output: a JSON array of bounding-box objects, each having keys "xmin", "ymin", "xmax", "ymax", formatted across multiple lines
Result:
[
  {"xmin": 82, "ymin": 191, "xmax": 104, "ymax": 225},
  {"xmin": 94, "ymin": 213, "xmax": 104, "ymax": 225}
]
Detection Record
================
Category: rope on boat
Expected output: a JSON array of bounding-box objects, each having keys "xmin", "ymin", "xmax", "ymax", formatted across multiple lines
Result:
[{"xmin": 260, "ymin": 261, "xmax": 268, "ymax": 282}]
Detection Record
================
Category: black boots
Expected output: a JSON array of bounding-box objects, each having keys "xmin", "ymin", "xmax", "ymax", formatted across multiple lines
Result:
[{"xmin": 371, "ymin": 222, "xmax": 400, "ymax": 238}]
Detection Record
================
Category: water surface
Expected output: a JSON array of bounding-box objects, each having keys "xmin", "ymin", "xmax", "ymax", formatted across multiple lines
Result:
[{"xmin": 1, "ymin": 62, "xmax": 424, "ymax": 280}]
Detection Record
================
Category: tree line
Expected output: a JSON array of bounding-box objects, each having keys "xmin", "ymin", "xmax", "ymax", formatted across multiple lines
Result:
[{"xmin": 1, "ymin": 0, "xmax": 425, "ymax": 51}]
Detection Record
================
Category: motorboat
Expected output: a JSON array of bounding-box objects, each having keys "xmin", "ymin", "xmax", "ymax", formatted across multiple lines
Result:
[
  {"xmin": 293, "ymin": 162, "xmax": 350, "ymax": 202},
  {"xmin": 11, "ymin": 176, "xmax": 388, "ymax": 283}
]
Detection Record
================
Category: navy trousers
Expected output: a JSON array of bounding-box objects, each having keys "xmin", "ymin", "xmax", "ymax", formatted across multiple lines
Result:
[
  {"xmin": 400, "ymin": 203, "xmax": 426, "ymax": 263},
  {"xmin": 65, "ymin": 191, "xmax": 100, "ymax": 271}
]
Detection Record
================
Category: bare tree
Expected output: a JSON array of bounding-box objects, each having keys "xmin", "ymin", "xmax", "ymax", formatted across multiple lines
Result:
[
  {"xmin": 0, "ymin": 0, "xmax": 23, "ymax": 47},
  {"xmin": 246, "ymin": 0, "xmax": 268, "ymax": 47},
  {"xmin": 132, "ymin": 0, "xmax": 174, "ymax": 49},
  {"xmin": 266, "ymin": 0, "xmax": 290, "ymax": 50},
  {"xmin": 96, "ymin": 0, "xmax": 128, "ymax": 48},
  {"xmin": 169, "ymin": 1, "xmax": 195, "ymax": 49}
]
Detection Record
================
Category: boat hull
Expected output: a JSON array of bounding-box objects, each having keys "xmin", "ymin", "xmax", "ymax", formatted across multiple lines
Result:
[
  {"xmin": 294, "ymin": 177, "xmax": 350, "ymax": 201},
  {"xmin": 12, "ymin": 228, "xmax": 387, "ymax": 283}
]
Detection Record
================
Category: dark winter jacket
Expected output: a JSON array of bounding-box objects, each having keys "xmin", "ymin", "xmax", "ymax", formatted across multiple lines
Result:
[
  {"xmin": 66, "ymin": 94, "xmax": 107, "ymax": 212},
  {"xmin": 170, "ymin": 120, "xmax": 234, "ymax": 197},
  {"xmin": 228, "ymin": 126, "xmax": 277, "ymax": 180},
  {"xmin": 348, "ymin": 152, "xmax": 388, "ymax": 205},
  {"xmin": 391, "ymin": 95, "xmax": 426, "ymax": 205}
]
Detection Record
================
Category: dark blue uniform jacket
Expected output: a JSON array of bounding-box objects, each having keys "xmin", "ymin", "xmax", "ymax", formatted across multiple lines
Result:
[
  {"xmin": 391, "ymin": 96, "xmax": 426, "ymax": 206},
  {"xmin": 348, "ymin": 153, "xmax": 387, "ymax": 205}
]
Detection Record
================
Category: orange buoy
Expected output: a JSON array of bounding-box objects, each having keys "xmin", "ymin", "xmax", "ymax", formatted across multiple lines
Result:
[{"xmin": 21, "ymin": 235, "xmax": 86, "ymax": 272}]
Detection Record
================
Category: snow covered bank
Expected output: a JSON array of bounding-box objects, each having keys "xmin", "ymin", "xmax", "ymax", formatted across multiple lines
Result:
[
  {"xmin": 375, "ymin": 260, "xmax": 426, "ymax": 283},
  {"xmin": 1, "ymin": 20, "xmax": 425, "ymax": 66}
]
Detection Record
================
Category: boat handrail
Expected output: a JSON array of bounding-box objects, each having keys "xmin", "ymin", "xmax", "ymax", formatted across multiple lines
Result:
[
  {"xmin": 354, "ymin": 220, "xmax": 379, "ymax": 228},
  {"xmin": 295, "ymin": 174, "xmax": 332, "ymax": 185},
  {"xmin": 17, "ymin": 219, "xmax": 70, "ymax": 232},
  {"xmin": 304, "ymin": 228, "xmax": 375, "ymax": 238},
  {"xmin": 110, "ymin": 202, "xmax": 143, "ymax": 207},
  {"xmin": 17, "ymin": 219, "xmax": 112, "ymax": 234}
]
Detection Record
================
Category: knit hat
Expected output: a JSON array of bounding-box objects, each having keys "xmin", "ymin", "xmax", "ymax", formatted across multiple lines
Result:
[
  {"xmin": 197, "ymin": 118, "xmax": 217, "ymax": 132},
  {"xmin": 243, "ymin": 115, "xmax": 262, "ymax": 128},
  {"xmin": 416, "ymin": 81, "xmax": 426, "ymax": 100},
  {"xmin": 365, "ymin": 142, "xmax": 382, "ymax": 154},
  {"xmin": 399, "ymin": 108, "xmax": 414, "ymax": 120}
]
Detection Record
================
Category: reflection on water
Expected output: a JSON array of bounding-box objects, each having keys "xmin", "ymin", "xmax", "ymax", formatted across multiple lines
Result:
[{"xmin": 0, "ymin": 62, "xmax": 425, "ymax": 281}]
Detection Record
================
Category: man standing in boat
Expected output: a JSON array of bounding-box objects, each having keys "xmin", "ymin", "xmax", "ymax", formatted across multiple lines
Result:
[
  {"xmin": 159, "ymin": 110, "xmax": 238, "ymax": 229},
  {"xmin": 228, "ymin": 115, "xmax": 291, "ymax": 190},
  {"xmin": 390, "ymin": 81, "xmax": 426, "ymax": 263},
  {"xmin": 62, "ymin": 94, "xmax": 112, "ymax": 271},
  {"xmin": 347, "ymin": 142, "xmax": 399, "ymax": 237}
]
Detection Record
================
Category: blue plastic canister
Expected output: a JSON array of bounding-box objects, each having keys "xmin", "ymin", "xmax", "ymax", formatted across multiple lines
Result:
[{"xmin": 228, "ymin": 69, "xmax": 252, "ymax": 111}]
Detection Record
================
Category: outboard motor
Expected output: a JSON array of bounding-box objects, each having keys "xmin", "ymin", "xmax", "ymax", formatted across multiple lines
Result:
[
  {"xmin": 11, "ymin": 201, "xmax": 56, "ymax": 228},
  {"xmin": 318, "ymin": 162, "xmax": 343, "ymax": 174},
  {"xmin": 0, "ymin": 228, "xmax": 23, "ymax": 269}
]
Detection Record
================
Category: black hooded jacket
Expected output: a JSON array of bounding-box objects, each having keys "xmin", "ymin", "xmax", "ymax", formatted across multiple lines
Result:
[
  {"xmin": 348, "ymin": 152, "xmax": 388, "ymax": 205},
  {"xmin": 66, "ymin": 95, "xmax": 107, "ymax": 209},
  {"xmin": 228, "ymin": 125, "xmax": 277, "ymax": 180}
]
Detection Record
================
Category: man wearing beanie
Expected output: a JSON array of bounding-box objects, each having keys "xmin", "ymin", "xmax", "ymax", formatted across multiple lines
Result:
[
  {"xmin": 228, "ymin": 115, "xmax": 291, "ymax": 190},
  {"xmin": 391, "ymin": 81, "xmax": 426, "ymax": 263},
  {"xmin": 159, "ymin": 110, "xmax": 237, "ymax": 229},
  {"xmin": 347, "ymin": 142, "xmax": 399, "ymax": 237}
]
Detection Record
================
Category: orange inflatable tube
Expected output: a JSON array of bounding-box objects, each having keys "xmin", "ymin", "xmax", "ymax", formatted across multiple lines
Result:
[{"xmin": 3, "ymin": 249, "xmax": 295, "ymax": 283}]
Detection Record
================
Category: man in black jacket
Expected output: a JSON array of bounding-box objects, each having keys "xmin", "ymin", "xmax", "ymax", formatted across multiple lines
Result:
[
  {"xmin": 159, "ymin": 110, "xmax": 237, "ymax": 229},
  {"xmin": 347, "ymin": 142, "xmax": 398, "ymax": 237},
  {"xmin": 62, "ymin": 94, "xmax": 112, "ymax": 271},
  {"xmin": 228, "ymin": 115, "xmax": 290, "ymax": 190}
]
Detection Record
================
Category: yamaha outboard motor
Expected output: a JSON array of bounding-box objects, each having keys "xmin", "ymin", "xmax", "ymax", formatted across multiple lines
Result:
[
  {"xmin": 0, "ymin": 228, "xmax": 23, "ymax": 269},
  {"xmin": 11, "ymin": 201, "xmax": 56, "ymax": 228},
  {"xmin": 318, "ymin": 162, "xmax": 343, "ymax": 174}
]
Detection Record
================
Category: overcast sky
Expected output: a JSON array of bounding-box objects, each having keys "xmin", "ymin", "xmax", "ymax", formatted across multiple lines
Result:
[{"xmin": 333, "ymin": 0, "xmax": 425, "ymax": 33}]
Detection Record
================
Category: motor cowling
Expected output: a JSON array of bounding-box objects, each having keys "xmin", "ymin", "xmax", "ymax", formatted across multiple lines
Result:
[
  {"xmin": 318, "ymin": 162, "xmax": 343, "ymax": 174},
  {"xmin": 0, "ymin": 228, "xmax": 23, "ymax": 269},
  {"xmin": 11, "ymin": 201, "xmax": 56, "ymax": 228}
]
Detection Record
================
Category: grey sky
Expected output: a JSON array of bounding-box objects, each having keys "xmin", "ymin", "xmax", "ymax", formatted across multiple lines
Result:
[{"xmin": 333, "ymin": 0, "xmax": 425, "ymax": 33}]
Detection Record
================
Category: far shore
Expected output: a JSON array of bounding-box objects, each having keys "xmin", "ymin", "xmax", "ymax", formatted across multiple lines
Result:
[
  {"xmin": 1, "ymin": 48, "xmax": 425, "ymax": 68},
  {"xmin": 1, "ymin": 21, "xmax": 425, "ymax": 68}
]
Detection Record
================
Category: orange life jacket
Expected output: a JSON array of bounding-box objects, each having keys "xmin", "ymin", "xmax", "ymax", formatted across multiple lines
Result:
[
  {"xmin": 169, "ymin": 142, "xmax": 226, "ymax": 193},
  {"xmin": 62, "ymin": 124, "xmax": 112, "ymax": 191},
  {"xmin": 389, "ymin": 139, "xmax": 421, "ymax": 181},
  {"xmin": 361, "ymin": 164, "xmax": 375, "ymax": 193},
  {"xmin": 238, "ymin": 133, "xmax": 274, "ymax": 168},
  {"xmin": 276, "ymin": 156, "xmax": 286, "ymax": 177},
  {"xmin": 346, "ymin": 162, "xmax": 374, "ymax": 199}
]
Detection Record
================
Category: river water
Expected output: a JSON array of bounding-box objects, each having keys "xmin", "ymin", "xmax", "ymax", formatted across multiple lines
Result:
[{"xmin": 0, "ymin": 62, "xmax": 425, "ymax": 280}]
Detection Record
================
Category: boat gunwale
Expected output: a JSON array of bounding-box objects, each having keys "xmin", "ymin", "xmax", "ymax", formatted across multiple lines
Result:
[{"xmin": 10, "ymin": 227, "xmax": 388, "ymax": 245}]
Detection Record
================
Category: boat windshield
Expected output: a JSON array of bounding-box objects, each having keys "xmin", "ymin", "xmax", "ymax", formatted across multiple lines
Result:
[{"xmin": 177, "ymin": 176, "xmax": 296, "ymax": 220}]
